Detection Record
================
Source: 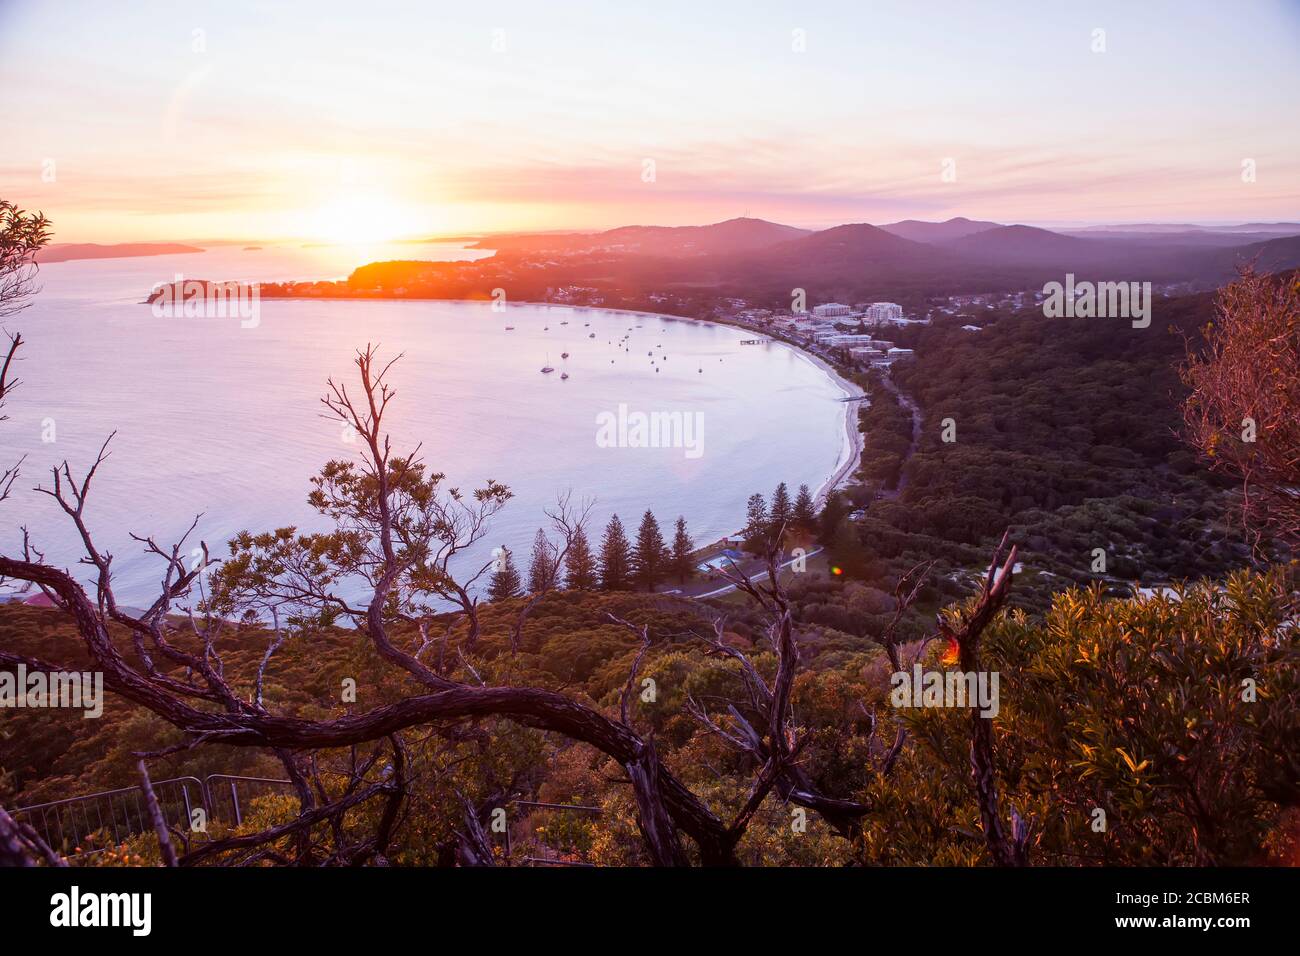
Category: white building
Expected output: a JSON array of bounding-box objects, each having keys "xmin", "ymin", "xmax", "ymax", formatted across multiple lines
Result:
[
  {"xmin": 812, "ymin": 302, "xmax": 853, "ymax": 318},
  {"xmin": 822, "ymin": 334, "xmax": 878, "ymax": 346},
  {"xmin": 866, "ymin": 302, "xmax": 904, "ymax": 323}
]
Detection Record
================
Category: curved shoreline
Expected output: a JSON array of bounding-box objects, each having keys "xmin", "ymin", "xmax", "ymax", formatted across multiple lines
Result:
[
  {"xmin": 226, "ymin": 295, "xmax": 866, "ymax": 510},
  {"xmin": 495, "ymin": 302, "xmax": 865, "ymax": 508},
  {"xmin": 792, "ymin": 348, "xmax": 865, "ymax": 507},
  {"xmin": 518, "ymin": 303, "xmax": 864, "ymax": 506}
]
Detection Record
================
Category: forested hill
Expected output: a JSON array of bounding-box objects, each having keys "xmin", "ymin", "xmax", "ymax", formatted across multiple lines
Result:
[{"xmin": 848, "ymin": 287, "xmax": 1269, "ymax": 606}]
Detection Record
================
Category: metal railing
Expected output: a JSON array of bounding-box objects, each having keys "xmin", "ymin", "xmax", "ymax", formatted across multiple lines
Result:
[
  {"xmin": 205, "ymin": 774, "xmax": 297, "ymax": 827},
  {"xmin": 15, "ymin": 782, "xmax": 605, "ymax": 865},
  {"xmin": 504, "ymin": 799, "xmax": 603, "ymax": 867},
  {"xmin": 10, "ymin": 774, "xmax": 293, "ymax": 860}
]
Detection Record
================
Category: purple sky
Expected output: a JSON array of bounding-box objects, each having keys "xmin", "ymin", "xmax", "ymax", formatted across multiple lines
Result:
[{"xmin": 1, "ymin": 0, "xmax": 1297, "ymax": 241}]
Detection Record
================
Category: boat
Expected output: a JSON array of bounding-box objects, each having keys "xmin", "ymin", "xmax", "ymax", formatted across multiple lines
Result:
[
  {"xmin": 561, "ymin": 352, "xmax": 569, "ymax": 359},
  {"xmin": 541, "ymin": 366, "xmax": 555, "ymax": 374},
  {"xmin": 505, "ymin": 326, "xmax": 515, "ymax": 330},
  {"xmin": 560, "ymin": 372, "xmax": 569, "ymax": 380},
  {"xmin": 588, "ymin": 333, "xmax": 595, "ymax": 338}
]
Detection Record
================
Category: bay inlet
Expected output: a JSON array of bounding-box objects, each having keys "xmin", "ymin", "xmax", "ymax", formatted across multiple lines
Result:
[{"xmin": 5, "ymin": 248, "xmax": 854, "ymax": 605}]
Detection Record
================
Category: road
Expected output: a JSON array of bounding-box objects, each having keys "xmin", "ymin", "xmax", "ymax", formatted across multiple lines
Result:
[
  {"xmin": 873, "ymin": 367, "xmax": 921, "ymax": 498},
  {"xmin": 692, "ymin": 546, "xmax": 826, "ymax": 598}
]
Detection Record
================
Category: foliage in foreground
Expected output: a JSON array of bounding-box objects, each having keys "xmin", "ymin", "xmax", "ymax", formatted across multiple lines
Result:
[{"xmin": 3, "ymin": 564, "xmax": 1295, "ymax": 866}]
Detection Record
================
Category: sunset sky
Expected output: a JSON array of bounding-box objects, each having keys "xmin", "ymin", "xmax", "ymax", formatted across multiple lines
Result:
[{"xmin": 2, "ymin": 0, "xmax": 1298, "ymax": 242}]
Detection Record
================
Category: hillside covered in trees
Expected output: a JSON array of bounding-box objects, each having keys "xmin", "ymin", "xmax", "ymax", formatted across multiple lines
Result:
[{"xmin": 839, "ymin": 286, "xmax": 1273, "ymax": 612}]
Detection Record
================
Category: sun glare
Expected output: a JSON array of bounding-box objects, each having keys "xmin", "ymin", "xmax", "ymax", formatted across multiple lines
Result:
[{"xmin": 307, "ymin": 195, "xmax": 424, "ymax": 245}]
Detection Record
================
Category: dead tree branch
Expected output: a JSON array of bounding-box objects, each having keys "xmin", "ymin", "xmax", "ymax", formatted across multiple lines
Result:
[{"xmin": 136, "ymin": 759, "xmax": 178, "ymax": 867}]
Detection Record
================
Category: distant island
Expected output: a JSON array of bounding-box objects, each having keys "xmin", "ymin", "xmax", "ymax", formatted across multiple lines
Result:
[
  {"xmin": 142, "ymin": 216, "xmax": 1300, "ymax": 321},
  {"xmin": 37, "ymin": 242, "xmax": 204, "ymax": 263}
]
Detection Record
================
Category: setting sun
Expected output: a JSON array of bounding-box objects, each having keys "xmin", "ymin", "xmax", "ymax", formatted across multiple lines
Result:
[{"xmin": 307, "ymin": 195, "xmax": 425, "ymax": 244}]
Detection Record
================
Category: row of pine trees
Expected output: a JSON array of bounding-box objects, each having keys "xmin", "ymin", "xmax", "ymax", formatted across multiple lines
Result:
[
  {"xmin": 488, "ymin": 510, "xmax": 695, "ymax": 600},
  {"xmin": 742, "ymin": 482, "xmax": 817, "ymax": 552},
  {"xmin": 488, "ymin": 482, "xmax": 818, "ymax": 601}
]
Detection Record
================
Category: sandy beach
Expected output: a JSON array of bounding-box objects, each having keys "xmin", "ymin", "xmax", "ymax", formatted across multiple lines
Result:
[{"xmin": 794, "ymin": 349, "xmax": 866, "ymax": 508}]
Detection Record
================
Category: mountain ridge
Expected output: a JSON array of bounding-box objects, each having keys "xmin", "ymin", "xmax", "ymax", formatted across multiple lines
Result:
[{"xmin": 879, "ymin": 216, "xmax": 1002, "ymax": 242}]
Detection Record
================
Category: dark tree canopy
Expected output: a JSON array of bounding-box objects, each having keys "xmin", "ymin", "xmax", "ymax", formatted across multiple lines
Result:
[
  {"xmin": 527, "ymin": 527, "xmax": 558, "ymax": 594},
  {"xmin": 670, "ymin": 516, "xmax": 694, "ymax": 584},
  {"xmin": 599, "ymin": 514, "xmax": 633, "ymax": 591},
  {"xmin": 632, "ymin": 509, "xmax": 668, "ymax": 591},
  {"xmin": 743, "ymin": 493, "xmax": 768, "ymax": 553},
  {"xmin": 488, "ymin": 547, "xmax": 522, "ymax": 602},
  {"xmin": 769, "ymin": 482, "xmax": 792, "ymax": 534},
  {"xmin": 792, "ymin": 483, "xmax": 816, "ymax": 531},
  {"xmin": 564, "ymin": 525, "xmax": 598, "ymax": 590}
]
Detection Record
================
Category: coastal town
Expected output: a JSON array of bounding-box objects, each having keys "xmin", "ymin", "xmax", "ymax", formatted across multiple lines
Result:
[{"xmin": 713, "ymin": 299, "xmax": 918, "ymax": 369}]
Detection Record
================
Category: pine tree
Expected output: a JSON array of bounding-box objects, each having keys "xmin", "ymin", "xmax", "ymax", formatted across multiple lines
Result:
[
  {"xmin": 487, "ymin": 546, "xmax": 521, "ymax": 602},
  {"xmin": 769, "ymin": 482, "xmax": 792, "ymax": 535},
  {"xmin": 564, "ymin": 525, "xmax": 598, "ymax": 590},
  {"xmin": 670, "ymin": 515, "xmax": 694, "ymax": 584},
  {"xmin": 599, "ymin": 514, "xmax": 632, "ymax": 591},
  {"xmin": 743, "ymin": 493, "xmax": 768, "ymax": 553},
  {"xmin": 527, "ymin": 527, "xmax": 557, "ymax": 593},
  {"xmin": 793, "ymin": 483, "xmax": 816, "ymax": 530},
  {"xmin": 632, "ymin": 509, "xmax": 669, "ymax": 591}
]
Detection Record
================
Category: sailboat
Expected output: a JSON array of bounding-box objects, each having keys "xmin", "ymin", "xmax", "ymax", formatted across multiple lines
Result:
[
  {"xmin": 561, "ymin": 372, "xmax": 569, "ymax": 380},
  {"xmin": 541, "ymin": 353, "xmax": 555, "ymax": 373}
]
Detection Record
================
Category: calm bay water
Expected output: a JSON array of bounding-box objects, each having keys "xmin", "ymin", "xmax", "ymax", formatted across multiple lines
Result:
[{"xmin": 3, "ymin": 244, "xmax": 852, "ymax": 605}]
